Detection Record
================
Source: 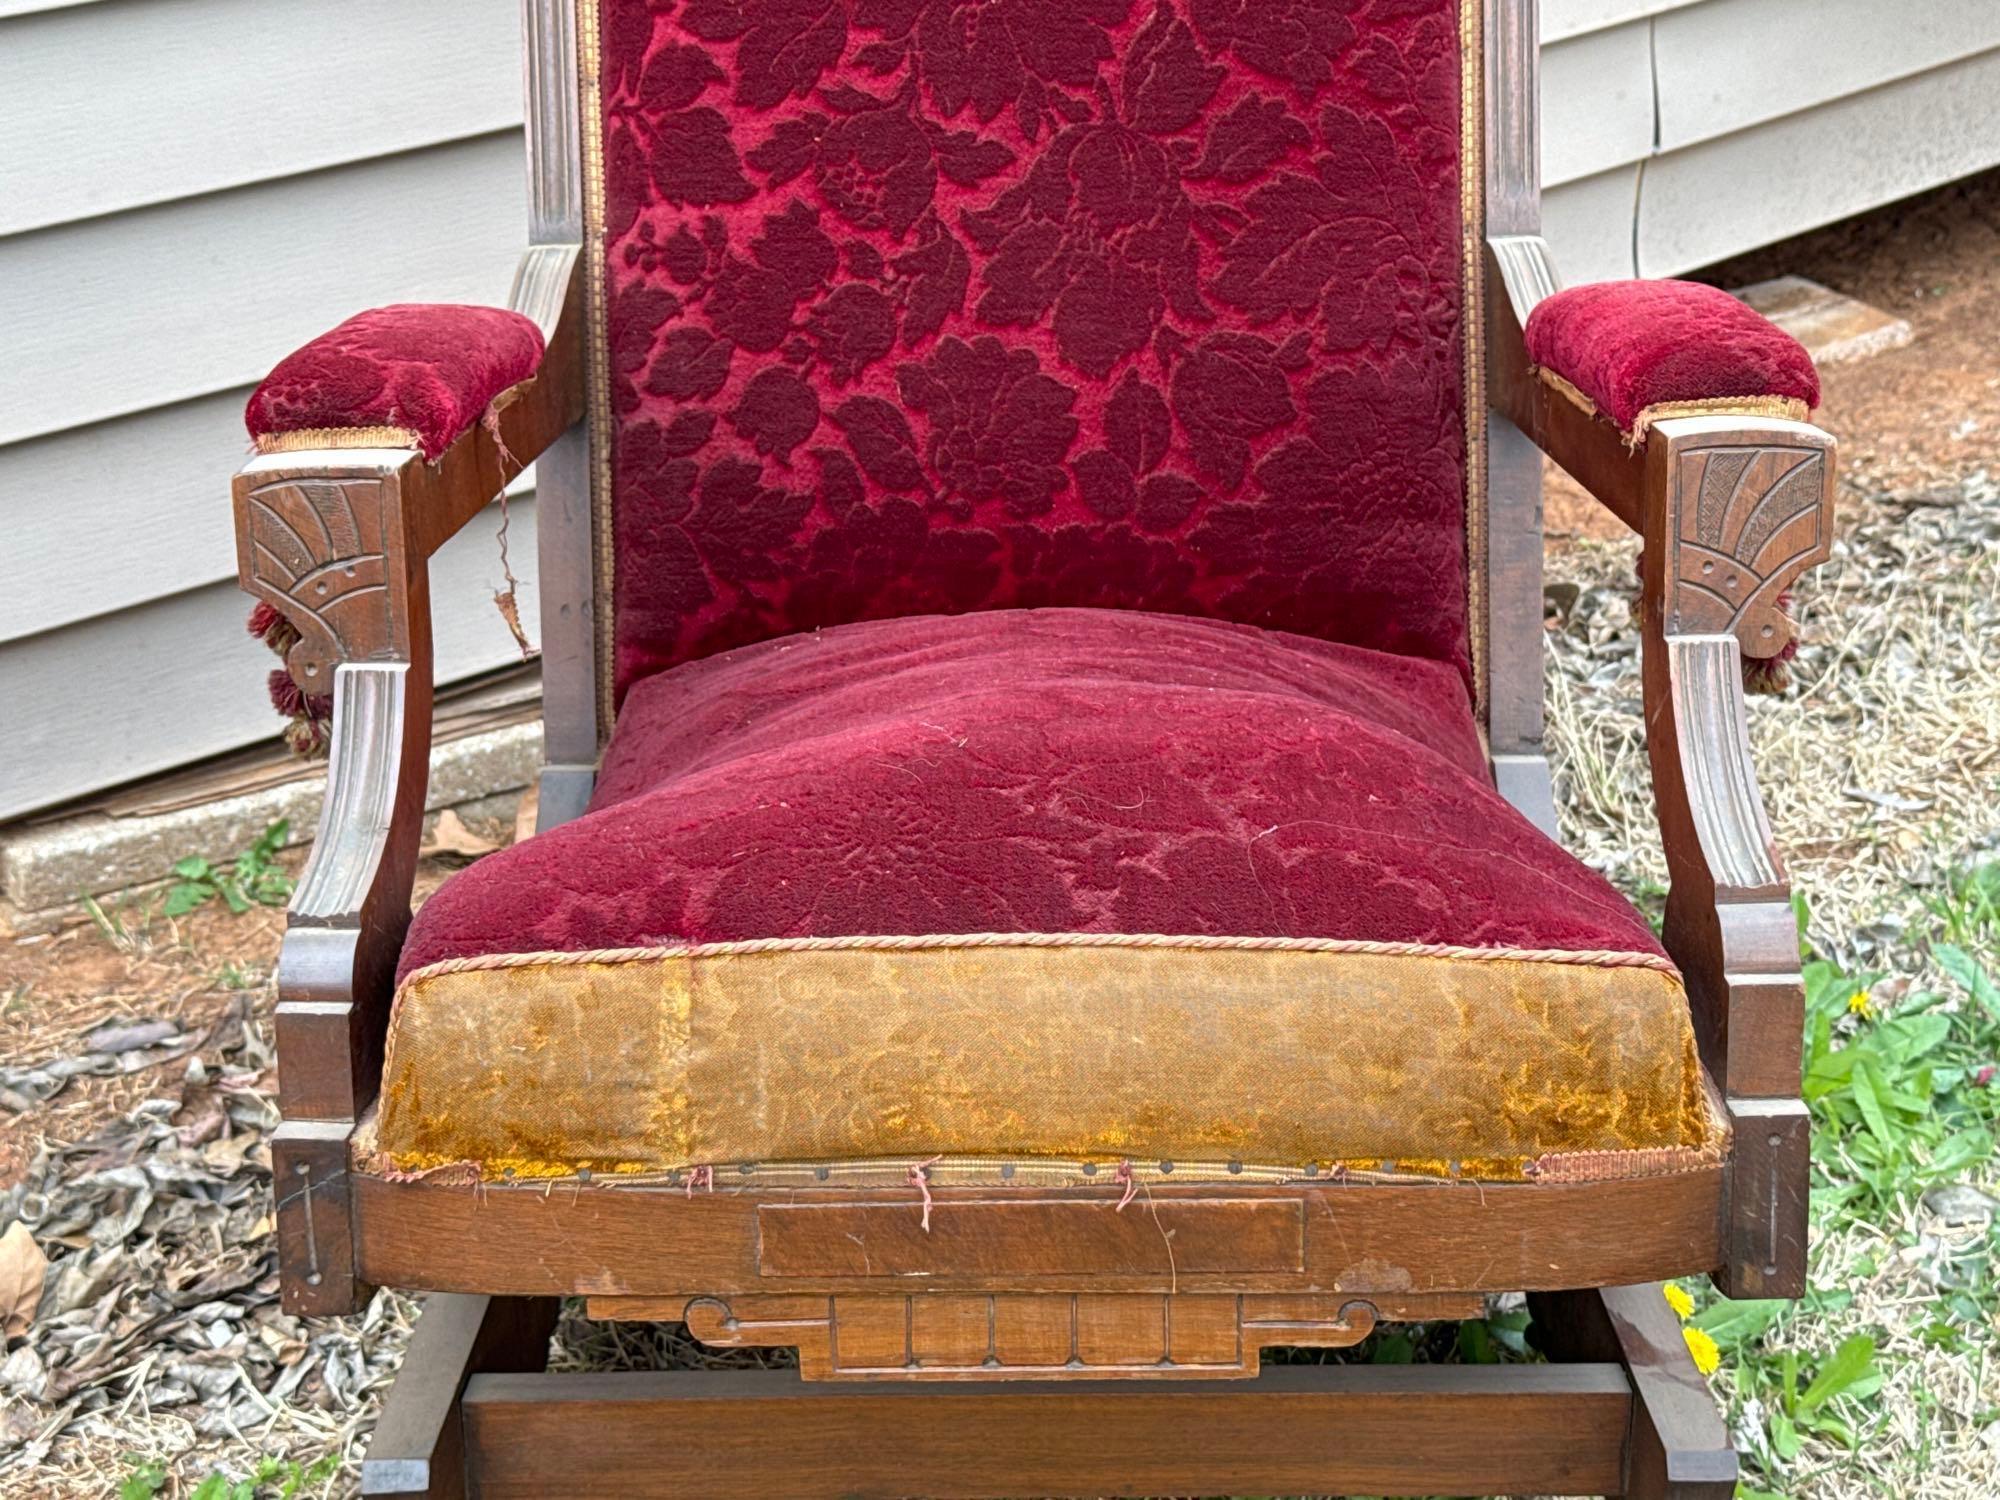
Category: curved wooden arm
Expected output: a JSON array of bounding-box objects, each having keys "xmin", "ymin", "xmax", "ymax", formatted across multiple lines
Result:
[{"xmin": 237, "ymin": 250, "xmax": 584, "ymax": 1313}]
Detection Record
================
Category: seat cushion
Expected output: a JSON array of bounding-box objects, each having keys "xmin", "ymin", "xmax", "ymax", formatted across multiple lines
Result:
[{"xmin": 380, "ymin": 609, "xmax": 1719, "ymax": 1184}]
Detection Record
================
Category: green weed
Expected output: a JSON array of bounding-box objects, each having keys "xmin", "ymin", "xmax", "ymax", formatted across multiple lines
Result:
[
  {"xmin": 163, "ymin": 820, "xmax": 295, "ymax": 918},
  {"xmin": 119, "ymin": 1453, "xmax": 337, "ymax": 1499}
]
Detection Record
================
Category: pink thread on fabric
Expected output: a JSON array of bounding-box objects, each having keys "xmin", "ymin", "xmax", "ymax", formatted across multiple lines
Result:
[
  {"xmin": 908, "ymin": 1156, "xmax": 941, "ymax": 1232},
  {"xmin": 1112, "ymin": 1160, "xmax": 1137, "ymax": 1212}
]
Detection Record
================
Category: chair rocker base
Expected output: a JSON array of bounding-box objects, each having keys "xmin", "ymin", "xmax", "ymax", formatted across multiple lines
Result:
[{"xmin": 360, "ymin": 1285, "xmax": 1735, "ymax": 1499}]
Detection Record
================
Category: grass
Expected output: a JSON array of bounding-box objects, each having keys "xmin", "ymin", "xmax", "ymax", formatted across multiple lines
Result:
[{"xmin": 1683, "ymin": 860, "xmax": 2000, "ymax": 1497}]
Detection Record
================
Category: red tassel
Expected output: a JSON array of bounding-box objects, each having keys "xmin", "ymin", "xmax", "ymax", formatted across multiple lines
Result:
[
  {"xmin": 247, "ymin": 600, "xmax": 302, "ymax": 658},
  {"xmin": 267, "ymin": 668, "xmax": 309, "ymax": 720},
  {"xmin": 268, "ymin": 669, "xmax": 333, "ymax": 759}
]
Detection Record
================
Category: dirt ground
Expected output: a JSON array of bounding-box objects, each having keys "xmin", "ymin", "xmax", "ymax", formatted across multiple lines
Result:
[
  {"xmin": 1, "ymin": 857, "xmax": 468, "ymax": 1191},
  {"xmin": 4, "ymin": 170, "xmax": 2000, "ymax": 1495},
  {"xmin": 1545, "ymin": 165, "xmax": 2000, "ymax": 541}
]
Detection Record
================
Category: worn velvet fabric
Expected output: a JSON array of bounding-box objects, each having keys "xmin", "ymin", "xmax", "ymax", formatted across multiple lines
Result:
[
  {"xmin": 1524, "ymin": 279, "xmax": 1820, "ymax": 433},
  {"xmin": 399, "ymin": 609, "xmax": 1663, "ymax": 980},
  {"xmin": 598, "ymin": 0, "xmax": 1472, "ymax": 703},
  {"xmin": 377, "ymin": 941, "xmax": 1716, "ymax": 1182},
  {"xmin": 245, "ymin": 304, "xmax": 546, "ymax": 461}
]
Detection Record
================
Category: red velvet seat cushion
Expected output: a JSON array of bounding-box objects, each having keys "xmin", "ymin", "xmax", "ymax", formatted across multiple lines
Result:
[
  {"xmin": 398, "ymin": 608, "xmax": 1662, "ymax": 981},
  {"xmin": 1523, "ymin": 279, "xmax": 1819, "ymax": 433},
  {"xmin": 597, "ymin": 0, "xmax": 1473, "ymax": 701},
  {"xmin": 245, "ymin": 304, "xmax": 546, "ymax": 461}
]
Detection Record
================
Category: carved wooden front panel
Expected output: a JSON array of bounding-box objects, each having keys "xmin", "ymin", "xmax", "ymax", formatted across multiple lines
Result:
[
  {"xmin": 756, "ymin": 1197, "xmax": 1305, "ymax": 1280},
  {"xmin": 587, "ymin": 1291, "xmax": 1483, "ymax": 1382},
  {"xmin": 243, "ymin": 476, "xmax": 394, "ymax": 688},
  {"xmin": 1666, "ymin": 444, "xmax": 1829, "ymax": 651}
]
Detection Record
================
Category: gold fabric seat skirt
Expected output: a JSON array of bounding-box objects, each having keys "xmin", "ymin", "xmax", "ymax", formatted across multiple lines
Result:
[{"xmin": 373, "ymin": 935, "xmax": 1724, "ymax": 1186}]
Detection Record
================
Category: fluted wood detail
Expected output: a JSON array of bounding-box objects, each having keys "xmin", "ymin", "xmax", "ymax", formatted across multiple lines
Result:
[
  {"xmin": 290, "ymin": 664, "xmax": 411, "ymax": 925},
  {"xmin": 1668, "ymin": 637, "xmax": 1782, "ymax": 893}
]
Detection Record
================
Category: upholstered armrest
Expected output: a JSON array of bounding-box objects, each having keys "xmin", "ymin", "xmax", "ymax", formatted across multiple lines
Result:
[
  {"xmin": 235, "ymin": 254, "xmax": 583, "ymax": 696},
  {"xmin": 246, "ymin": 304, "xmax": 548, "ymax": 462},
  {"xmin": 1523, "ymin": 280, "xmax": 1819, "ymax": 441}
]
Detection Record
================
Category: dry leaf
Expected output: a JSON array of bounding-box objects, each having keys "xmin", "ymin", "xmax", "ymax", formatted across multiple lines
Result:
[
  {"xmin": 0, "ymin": 1221, "xmax": 48, "ymax": 1338},
  {"xmin": 512, "ymin": 784, "xmax": 541, "ymax": 847},
  {"xmin": 421, "ymin": 809, "xmax": 501, "ymax": 862},
  {"xmin": 493, "ymin": 585, "xmax": 531, "ymax": 659}
]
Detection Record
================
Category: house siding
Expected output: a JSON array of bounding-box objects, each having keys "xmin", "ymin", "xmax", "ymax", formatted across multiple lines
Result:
[
  {"xmin": 0, "ymin": 0, "xmax": 538, "ymax": 821},
  {"xmin": 1, "ymin": 0, "xmax": 1995, "ymax": 820},
  {"xmin": 1541, "ymin": 0, "xmax": 2000, "ymax": 281}
]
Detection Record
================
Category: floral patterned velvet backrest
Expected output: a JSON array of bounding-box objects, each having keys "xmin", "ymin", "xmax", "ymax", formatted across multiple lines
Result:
[{"xmin": 596, "ymin": 0, "xmax": 1472, "ymax": 702}]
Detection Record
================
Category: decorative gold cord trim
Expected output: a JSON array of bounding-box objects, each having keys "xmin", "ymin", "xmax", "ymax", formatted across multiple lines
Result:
[
  {"xmin": 1529, "ymin": 1076, "xmax": 1732, "ymax": 1182},
  {"xmin": 1534, "ymin": 367, "xmax": 1811, "ymax": 444},
  {"xmin": 356, "ymin": 1109, "xmax": 1728, "ymax": 1190},
  {"xmin": 254, "ymin": 425, "xmax": 421, "ymax": 454},
  {"xmin": 576, "ymin": 0, "xmax": 618, "ymax": 743},
  {"xmin": 1460, "ymin": 0, "xmax": 1488, "ymax": 720},
  {"xmin": 397, "ymin": 930, "xmax": 1679, "ymax": 993},
  {"xmin": 360, "ymin": 1145, "xmax": 1727, "ymax": 1191}
]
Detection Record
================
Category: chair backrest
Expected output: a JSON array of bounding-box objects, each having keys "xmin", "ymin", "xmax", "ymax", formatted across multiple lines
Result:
[{"xmin": 549, "ymin": 0, "xmax": 1528, "ymax": 733}]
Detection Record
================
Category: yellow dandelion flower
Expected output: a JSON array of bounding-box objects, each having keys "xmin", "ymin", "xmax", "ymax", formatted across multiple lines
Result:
[
  {"xmin": 1848, "ymin": 990, "xmax": 1873, "ymax": 1018},
  {"xmin": 1663, "ymin": 1283, "xmax": 1695, "ymax": 1319},
  {"xmin": 1683, "ymin": 1325, "xmax": 1721, "ymax": 1376}
]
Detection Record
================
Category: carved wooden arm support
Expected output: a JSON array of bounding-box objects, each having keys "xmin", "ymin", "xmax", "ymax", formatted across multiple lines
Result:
[
  {"xmin": 1638, "ymin": 414, "xmax": 1831, "ymax": 1300},
  {"xmin": 1487, "ymin": 236, "xmax": 1834, "ymax": 1297},
  {"xmin": 236, "ymin": 249, "xmax": 584, "ymax": 1313}
]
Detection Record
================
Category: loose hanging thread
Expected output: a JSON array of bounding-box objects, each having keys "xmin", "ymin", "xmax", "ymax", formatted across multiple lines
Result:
[{"xmin": 484, "ymin": 407, "xmax": 531, "ymax": 660}]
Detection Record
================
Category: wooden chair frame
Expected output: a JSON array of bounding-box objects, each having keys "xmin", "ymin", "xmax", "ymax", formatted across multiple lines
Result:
[{"xmin": 233, "ymin": 2, "xmax": 1833, "ymax": 1494}]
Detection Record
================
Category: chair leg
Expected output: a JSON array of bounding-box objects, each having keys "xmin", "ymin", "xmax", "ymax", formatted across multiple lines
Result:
[
  {"xmin": 1530, "ymin": 1284, "xmax": 1738, "ymax": 1500},
  {"xmin": 361, "ymin": 1294, "xmax": 560, "ymax": 1498}
]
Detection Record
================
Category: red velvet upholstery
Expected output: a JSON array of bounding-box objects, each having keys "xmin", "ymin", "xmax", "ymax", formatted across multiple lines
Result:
[
  {"xmin": 398, "ymin": 609, "xmax": 1662, "ymax": 982},
  {"xmin": 1523, "ymin": 279, "xmax": 1819, "ymax": 433},
  {"xmin": 598, "ymin": 0, "xmax": 1472, "ymax": 704},
  {"xmin": 245, "ymin": 304, "xmax": 546, "ymax": 461}
]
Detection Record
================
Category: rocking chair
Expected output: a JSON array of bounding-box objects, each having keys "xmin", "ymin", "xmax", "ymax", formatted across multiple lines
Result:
[{"xmin": 232, "ymin": 1, "xmax": 1832, "ymax": 1494}]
